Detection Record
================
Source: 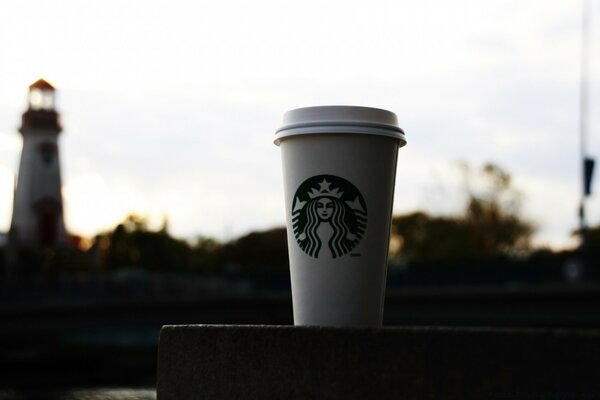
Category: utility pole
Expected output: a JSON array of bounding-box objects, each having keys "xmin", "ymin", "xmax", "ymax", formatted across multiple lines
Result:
[{"xmin": 579, "ymin": 0, "xmax": 595, "ymax": 266}]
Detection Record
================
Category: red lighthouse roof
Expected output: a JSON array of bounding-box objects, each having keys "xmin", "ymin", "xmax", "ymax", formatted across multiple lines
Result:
[{"xmin": 29, "ymin": 79, "xmax": 55, "ymax": 91}]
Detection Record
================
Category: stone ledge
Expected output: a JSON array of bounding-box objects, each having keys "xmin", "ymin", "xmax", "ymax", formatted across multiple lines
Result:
[{"xmin": 157, "ymin": 325, "xmax": 600, "ymax": 400}]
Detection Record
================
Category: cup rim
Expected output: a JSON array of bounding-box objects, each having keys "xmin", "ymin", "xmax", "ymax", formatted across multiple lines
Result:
[{"xmin": 274, "ymin": 105, "xmax": 406, "ymax": 147}]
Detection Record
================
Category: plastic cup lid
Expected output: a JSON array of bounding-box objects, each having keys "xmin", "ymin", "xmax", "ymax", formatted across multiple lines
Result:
[{"xmin": 274, "ymin": 105, "xmax": 406, "ymax": 146}]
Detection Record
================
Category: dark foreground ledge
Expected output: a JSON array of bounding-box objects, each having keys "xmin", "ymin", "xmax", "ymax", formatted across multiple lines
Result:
[{"xmin": 158, "ymin": 325, "xmax": 600, "ymax": 400}]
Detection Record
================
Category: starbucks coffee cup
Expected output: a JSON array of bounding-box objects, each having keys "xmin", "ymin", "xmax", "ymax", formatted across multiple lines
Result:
[{"xmin": 274, "ymin": 106, "xmax": 406, "ymax": 327}]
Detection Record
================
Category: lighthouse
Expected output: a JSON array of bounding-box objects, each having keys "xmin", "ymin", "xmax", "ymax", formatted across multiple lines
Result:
[{"xmin": 9, "ymin": 79, "xmax": 69, "ymax": 250}]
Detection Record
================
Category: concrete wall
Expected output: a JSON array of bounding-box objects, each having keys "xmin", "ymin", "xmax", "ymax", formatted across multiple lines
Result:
[{"xmin": 158, "ymin": 325, "xmax": 600, "ymax": 400}]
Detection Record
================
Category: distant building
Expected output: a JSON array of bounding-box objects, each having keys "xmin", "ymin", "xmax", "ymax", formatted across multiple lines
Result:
[{"xmin": 9, "ymin": 79, "xmax": 70, "ymax": 253}]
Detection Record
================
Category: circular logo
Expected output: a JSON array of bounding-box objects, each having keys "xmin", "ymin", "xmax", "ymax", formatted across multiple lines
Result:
[{"xmin": 292, "ymin": 175, "xmax": 367, "ymax": 258}]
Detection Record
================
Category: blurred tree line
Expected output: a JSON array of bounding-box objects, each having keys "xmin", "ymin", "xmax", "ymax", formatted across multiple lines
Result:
[
  {"xmin": 92, "ymin": 215, "xmax": 288, "ymax": 275},
  {"xmin": 389, "ymin": 163, "xmax": 534, "ymax": 264},
  {"xmin": 5, "ymin": 162, "xmax": 599, "ymax": 288},
  {"xmin": 87, "ymin": 163, "xmax": 545, "ymax": 275}
]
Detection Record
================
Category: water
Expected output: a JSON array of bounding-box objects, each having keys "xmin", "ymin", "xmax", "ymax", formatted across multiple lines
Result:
[{"xmin": 0, "ymin": 387, "xmax": 155, "ymax": 400}]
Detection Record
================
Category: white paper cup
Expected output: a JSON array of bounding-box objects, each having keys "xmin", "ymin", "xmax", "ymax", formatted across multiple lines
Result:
[{"xmin": 275, "ymin": 106, "xmax": 406, "ymax": 327}]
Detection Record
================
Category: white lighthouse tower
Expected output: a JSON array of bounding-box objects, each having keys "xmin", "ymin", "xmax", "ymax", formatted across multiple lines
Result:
[{"xmin": 10, "ymin": 79, "xmax": 69, "ymax": 249}]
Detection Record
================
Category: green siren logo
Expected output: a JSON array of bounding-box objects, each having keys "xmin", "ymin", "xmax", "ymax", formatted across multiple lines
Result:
[{"xmin": 292, "ymin": 175, "xmax": 367, "ymax": 258}]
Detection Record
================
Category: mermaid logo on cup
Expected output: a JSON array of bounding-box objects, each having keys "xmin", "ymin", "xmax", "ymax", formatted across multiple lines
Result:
[{"xmin": 292, "ymin": 175, "xmax": 367, "ymax": 258}]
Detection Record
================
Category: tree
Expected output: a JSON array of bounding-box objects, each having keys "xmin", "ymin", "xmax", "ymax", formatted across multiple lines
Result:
[
  {"xmin": 391, "ymin": 211, "xmax": 467, "ymax": 262},
  {"xmin": 99, "ymin": 214, "xmax": 192, "ymax": 271},
  {"xmin": 93, "ymin": 215, "xmax": 289, "ymax": 275},
  {"xmin": 462, "ymin": 163, "xmax": 533, "ymax": 258},
  {"xmin": 191, "ymin": 236, "xmax": 224, "ymax": 275},
  {"xmin": 391, "ymin": 163, "xmax": 533, "ymax": 263},
  {"xmin": 223, "ymin": 227, "xmax": 288, "ymax": 274}
]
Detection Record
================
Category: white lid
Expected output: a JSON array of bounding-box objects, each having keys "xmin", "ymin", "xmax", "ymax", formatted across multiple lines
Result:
[{"xmin": 274, "ymin": 105, "xmax": 406, "ymax": 146}]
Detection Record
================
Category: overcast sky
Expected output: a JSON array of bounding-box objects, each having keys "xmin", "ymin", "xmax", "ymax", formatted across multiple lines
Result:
[{"xmin": 0, "ymin": 0, "xmax": 598, "ymax": 248}]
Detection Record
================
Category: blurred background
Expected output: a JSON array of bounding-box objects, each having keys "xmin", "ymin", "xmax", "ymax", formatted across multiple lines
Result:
[{"xmin": 1, "ymin": 0, "xmax": 599, "ymax": 399}]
